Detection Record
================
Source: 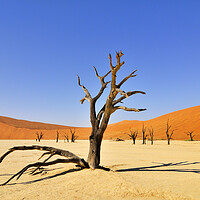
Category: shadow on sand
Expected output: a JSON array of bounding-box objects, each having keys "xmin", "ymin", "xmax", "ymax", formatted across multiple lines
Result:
[
  {"xmin": 117, "ymin": 161, "xmax": 200, "ymax": 174},
  {"xmin": 4, "ymin": 167, "xmax": 84, "ymax": 186},
  {"xmin": 3, "ymin": 161, "xmax": 200, "ymax": 185}
]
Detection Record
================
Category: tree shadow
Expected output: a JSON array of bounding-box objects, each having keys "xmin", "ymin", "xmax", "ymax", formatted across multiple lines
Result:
[
  {"xmin": 5, "ymin": 167, "xmax": 84, "ymax": 186},
  {"xmin": 117, "ymin": 161, "xmax": 200, "ymax": 174},
  {"xmin": 0, "ymin": 174, "xmax": 13, "ymax": 177},
  {"xmin": 3, "ymin": 161, "xmax": 200, "ymax": 186},
  {"xmin": 2, "ymin": 165, "xmax": 112, "ymax": 186}
]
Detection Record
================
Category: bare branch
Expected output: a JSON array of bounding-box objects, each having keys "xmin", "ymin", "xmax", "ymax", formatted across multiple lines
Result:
[
  {"xmin": 113, "ymin": 90, "xmax": 146, "ymax": 106},
  {"xmin": 170, "ymin": 130, "xmax": 174, "ymax": 139},
  {"xmin": 115, "ymin": 88, "xmax": 129, "ymax": 98},
  {"xmin": 36, "ymin": 131, "xmax": 44, "ymax": 142},
  {"xmin": 126, "ymin": 129, "xmax": 138, "ymax": 144},
  {"xmin": 93, "ymin": 66, "xmax": 111, "ymax": 101},
  {"xmin": 93, "ymin": 66, "xmax": 100, "ymax": 78},
  {"xmin": 31, "ymin": 152, "xmax": 56, "ymax": 175},
  {"xmin": 38, "ymin": 152, "xmax": 52, "ymax": 160},
  {"xmin": 148, "ymin": 126, "xmax": 154, "ymax": 145},
  {"xmin": 0, "ymin": 145, "xmax": 89, "ymax": 185},
  {"xmin": 103, "ymin": 70, "xmax": 111, "ymax": 79},
  {"xmin": 63, "ymin": 132, "xmax": 69, "ymax": 142},
  {"xmin": 1, "ymin": 158, "xmax": 85, "ymax": 186},
  {"xmin": 77, "ymin": 75, "xmax": 92, "ymax": 103},
  {"xmin": 166, "ymin": 119, "xmax": 172, "ymax": 132},
  {"xmin": 96, "ymin": 106, "xmax": 105, "ymax": 122},
  {"xmin": 115, "ymin": 51, "xmax": 125, "ymax": 72},
  {"xmin": 109, "ymin": 51, "xmax": 125, "ymax": 89},
  {"xmin": 0, "ymin": 146, "xmax": 82, "ymax": 163},
  {"xmin": 112, "ymin": 106, "xmax": 146, "ymax": 113},
  {"xmin": 93, "ymin": 66, "xmax": 111, "ymax": 81},
  {"xmin": 117, "ymin": 70, "xmax": 137, "ymax": 88},
  {"xmin": 69, "ymin": 129, "xmax": 79, "ymax": 142},
  {"xmin": 109, "ymin": 54, "xmax": 114, "ymax": 71},
  {"xmin": 186, "ymin": 131, "xmax": 195, "ymax": 141}
]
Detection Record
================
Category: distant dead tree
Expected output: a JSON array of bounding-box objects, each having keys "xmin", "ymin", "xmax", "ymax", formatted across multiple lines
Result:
[
  {"xmin": 148, "ymin": 126, "xmax": 154, "ymax": 145},
  {"xmin": 166, "ymin": 119, "xmax": 174, "ymax": 145},
  {"xmin": 35, "ymin": 132, "xmax": 44, "ymax": 142},
  {"xmin": 70, "ymin": 129, "xmax": 79, "ymax": 143},
  {"xmin": 63, "ymin": 132, "xmax": 69, "ymax": 143},
  {"xmin": 186, "ymin": 131, "xmax": 195, "ymax": 141},
  {"xmin": 56, "ymin": 131, "xmax": 59, "ymax": 143},
  {"xmin": 127, "ymin": 129, "xmax": 138, "ymax": 144},
  {"xmin": 142, "ymin": 124, "xmax": 148, "ymax": 144},
  {"xmin": 0, "ymin": 51, "xmax": 146, "ymax": 185}
]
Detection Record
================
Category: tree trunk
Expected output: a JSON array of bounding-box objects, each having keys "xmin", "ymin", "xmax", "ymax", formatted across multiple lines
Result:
[
  {"xmin": 168, "ymin": 139, "xmax": 170, "ymax": 145},
  {"xmin": 87, "ymin": 133, "xmax": 103, "ymax": 169},
  {"xmin": 133, "ymin": 138, "xmax": 136, "ymax": 144},
  {"xmin": 142, "ymin": 134, "xmax": 145, "ymax": 144}
]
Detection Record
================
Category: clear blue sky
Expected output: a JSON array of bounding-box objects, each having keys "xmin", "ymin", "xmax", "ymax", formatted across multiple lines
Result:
[{"xmin": 0, "ymin": 0, "xmax": 199, "ymax": 127}]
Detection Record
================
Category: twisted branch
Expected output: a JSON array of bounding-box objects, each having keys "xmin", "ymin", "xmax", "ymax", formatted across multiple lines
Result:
[
  {"xmin": 113, "ymin": 90, "xmax": 146, "ymax": 106},
  {"xmin": 93, "ymin": 66, "xmax": 111, "ymax": 101},
  {"xmin": 77, "ymin": 75, "xmax": 92, "ymax": 104},
  {"xmin": 0, "ymin": 145, "xmax": 89, "ymax": 185},
  {"xmin": 112, "ymin": 106, "xmax": 146, "ymax": 113},
  {"xmin": 117, "ymin": 69, "xmax": 137, "ymax": 88},
  {"xmin": 1, "ymin": 158, "xmax": 84, "ymax": 186}
]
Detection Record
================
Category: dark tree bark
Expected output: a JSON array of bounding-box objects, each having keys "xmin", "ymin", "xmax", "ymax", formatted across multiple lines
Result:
[
  {"xmin": 0, "ymin": 145, "xmax": 89, "ymax": 185},
  {"xmin": 63, "ymin": 132, "xmax": 69, "ymax": 143},
  {"xmin": 166, "ymin": 119, "xmax": 174, "ymax": 145},
  {"xmin": 127, "ymin": 129, "xmax": 138, "ymax": 144},
  {"xmin": 36, "ymin": 132, "xmax": 44, "ymax": 142},
  {"xmin": 142, "ymin": 124, "xmax": 148, "ymax": 144},
  {"xmin": 69, "ymin": 129, "xmax": 78, "ymax": 142},
  {"xmin": 148, "ymin": 126, "xmax": 154, "ymax": 145},
  {"xmin": 78, "ymin": 51, "xmax": 146, "ymax": 168},
  {"xmin": 0, "ymin": 51, "xmax": 146, "ymax": 185},
  {"xmin": 186, "ymin": 131, "xmax": 195, "ymax": 141},
  {"xmin": 56, "ymin": 131, "xmax": 59, "ymax": 143}
]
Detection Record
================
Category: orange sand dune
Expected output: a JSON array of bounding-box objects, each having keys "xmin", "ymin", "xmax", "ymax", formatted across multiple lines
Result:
[
  {"xmin": 105, "ymin": 105, "xmax": 200, "ymax": 140},
  {"xmin": 0, "ymin": 105, "xmax": 199, "ymax": 140},
  {"xmin": 0, "ymin": 116, "xmax": 70, "ymax": 130}
]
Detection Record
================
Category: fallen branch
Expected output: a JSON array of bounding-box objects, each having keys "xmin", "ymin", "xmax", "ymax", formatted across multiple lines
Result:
[{"xmin": 0, "ymin": 145, "xmax": 89, "ymax": 185}]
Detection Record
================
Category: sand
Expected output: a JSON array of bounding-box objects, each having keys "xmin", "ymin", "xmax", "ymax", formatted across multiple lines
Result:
[{"xmin": 0, "ymin": 140, "xmax": 200, "ymax": 200}]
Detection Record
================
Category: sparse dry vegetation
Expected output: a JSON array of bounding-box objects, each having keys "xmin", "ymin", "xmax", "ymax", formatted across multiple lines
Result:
[
  {"xmin": 148, "ymin": 126, "xmax": 154, "ymax": 145},
  {"xmin": 56, "ymin": 131, "xmax": 59, "ymax": 143},
  {"xmin": 166, "ymin": 119, "xmax": 174, "ymax": 145},
  {"xmin": 127, "ymin": 129, "xmax": 138, "ymax": 144},
  {"xmin": 35, "ymin": 132, "xmax": 44, "ymax": 142},
  {"xmin": 63, "ymin": 132, "xmax": 69, "ymax": 143},
  {"xmin": 69, "ymin": 129, "xmax": 79, "ymax": 143},
  {"xmin": 186, "ymin": 131, "xmax": 195, "ymax": 141},
  {"xmin": 142, "ymin": 124, "xmax": 148, "ymax": 144}
]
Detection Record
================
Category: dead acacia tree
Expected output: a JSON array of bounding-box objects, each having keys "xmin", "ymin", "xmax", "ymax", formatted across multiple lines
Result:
[
  {"xmin": 0, "ymin": 51, "xmax": 146, "ymax": 185},
  {"xmin": 70, "ymin": 129, "xmax": 78, "ymax": 142},
  {"xmin": 127, "ymin": 129, "xmax": 138, "ymax": 144},
  {"xmin": 166, "ymin": 119, "xmax": 174, "ymax": 145},
  {"xmin": 186, "ymin": 131, "xmax": 195, "ymax": 141},
  {"xmin": 148, "ymin": 126, "xmax": 154, "ymax": 145},
  {"xmin": 35, "ymin": 132, "xmax": 44, "ymax": 142},
  {"xmin": 56, "ymin": 131, "xmax": 59, "ymax": 143},
  {"xmin": 63, "ymin": 132, "xmax": 69, "ymax": 143},
  {"xmin": 142, "ymin": 124, "xmax": 148, "ymax": 144}
]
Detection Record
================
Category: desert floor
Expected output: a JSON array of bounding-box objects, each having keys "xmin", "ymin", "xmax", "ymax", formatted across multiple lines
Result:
[{"xmin": 0, "ymin": 140, "xmax": 200, "ymax": 200}]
